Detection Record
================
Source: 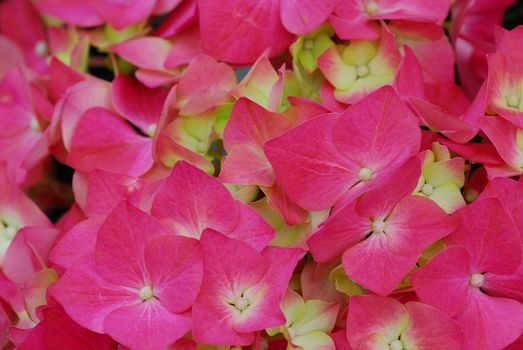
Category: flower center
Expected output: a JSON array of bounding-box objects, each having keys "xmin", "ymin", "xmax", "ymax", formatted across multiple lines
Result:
[
  {"xmin": 234, "ymin": 295, "xmax": 249, "ymax": 311},
  {"xmin": 356, "ymin": 65, "xmax": 370, "ymax": 78},
  {"xmin": 34, "ymin": 40, "xmax": 48, "ymax": 57},
  {"xmin": 139, "ymin": 286, "xmax": 154, "ymax": 300},
  {"xmin": 421, "ymin": 183, "xmax": 433, "ymax": 195},
  {"xmin": 389, "ymin": 340, "xmax": 403, "ymax": 350},
  {"xmin": 507, "ymin": 94, "xmax": 521, "ymax": 108},
  {"xmin": 358, "ymin": 167, "xmax": 374, "ymax": 182},
  {"xmin": 304, "ymin": 39, "xmax": 315, "ymax": 50},
  {"xmin": 469, "ymin": 273, "xmax": 484, "ymax": 288},
  {"xmin": 146, "ymin": 124, "xmax": 157, "ymax": 137},
  {"xmin": 30, "ymin": 118, "xmax": 40, "ymax": 132},
  {"xmin": 372, "ymin": 220, "xmax": 386, "ymax": 234},
  {"xmin": 365, "ymin": 1, "xmax": 379, "ymax": 15}
]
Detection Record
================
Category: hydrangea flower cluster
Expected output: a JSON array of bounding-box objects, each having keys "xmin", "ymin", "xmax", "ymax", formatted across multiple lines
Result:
[{"xmin": 2, "ymin": 0, "xmax": 523, "ymax": 349}]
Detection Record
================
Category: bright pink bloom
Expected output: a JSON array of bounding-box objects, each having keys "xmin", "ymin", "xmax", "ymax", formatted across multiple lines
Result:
[
  {"xmin": 151, "ymin": 161, "xmax": 274, "ymax": 249},
  {"xmin": 330, "ymin": 0, "xmax": 450, "ymax": 40},
  {"xmin": 220, "ymin": 98, "xmax": 329, "ymax": 224},
  {"xmin": 347, "ymin": 295, "xmax": 462, "ymax": 350},
  {"xmin": 50, "ymin": 202, "xmax": 202, "ymax": 350},
  {"xmin": 265, "ymin": 87, "xmax": 420, "ymax": 211},
  {"xmin": 198, "ymin": 0, "xmax": 294, "ymax": 64},
  {"xmin": 192, "ymin": 230, "xmax": 304, "ymax": 345},
  {"xmin": 308, "ymin": 158, "xmax": 455, "ymax": 295},
  {"xmin": 411, "ymin": 198, "xmax": 523, "ymax": 350}
]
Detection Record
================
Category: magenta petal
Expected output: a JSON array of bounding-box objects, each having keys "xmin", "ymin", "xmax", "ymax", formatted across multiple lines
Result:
[
  {"xmin": 280, "ymin": 0, "xmax": 339, "ymax": 35},
  {"xmin": 67, "ymin": 107, "xmax": 153, "ymax": 176},
  {"xmin": 113, "ymin": 37, "xmax": 172, "ymax": 71},
  {"xmin": 3, "ymin": 226, "xmax": 59, "ymax": 284},
  {"xmin": 220, "ymin": 145, "xmax": 275, "ymax": 186},
  {"xmin": 95, "ymin": 202, "xmax": 168, "ymax": 288},
  {"xmin": 343, "ymin": 234, "xmax": 419, "ymax": 295},
  {"xmin": 198, "ymin": 0, "xmax": 294, "ymax": 64},
  {"xmin": 104, "ymin": 301, "xmax": 191, "ymax": 350},
  {"xmin": 151, "ymin": 161, "xmax": 239, "ymax": 238},
  {"xmin": 49, "ymin": 217, "xmax": 103, "ymax": 269},
  {"xmin": 95, "ymin": 0, "xmax": 155, "ymax": 30},
  {"xmin": 308, "ymin": 201, "xmax": 369, "ymax": 262},
  {"xmin": 410, "ymin": 247, "xmax": 471, "ymax": 317},
  {"xmin": 49, "ymin": 259, "xmax": 138, "ymax": 333},
  {"xmin": 143, "ymin": 235, "xmax": 202, "ymax": 313},
  {"xmin": 403, "ymin": 302, "xmax": 462, "ymax": 350},
  {"xmin": 265, "ymin": 113, "xmax": 357, "ymax": 211},
  {"xmin": 112, "ymin": 75, "xmax": 167, "ymax": 134},
  {"xmin": 446, "ymin": 198, "xmax": 522, "ymax": 274},
  {"xmin": 228, "ymin": 204, "xmax": 275, "ymax": 251},
  {"xmin": 386, "ymin": 195, "xmax": 455, "ymax": 256},
  {"xmin": 457, "ymin": 291, "xmax": 523, "ymax": 350},
  {"xmin": 333, "ymin": 87, "xmax": 420, "ymax": 174}
]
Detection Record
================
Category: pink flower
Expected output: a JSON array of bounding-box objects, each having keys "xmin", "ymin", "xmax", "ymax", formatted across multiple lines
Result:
[
  {"xmin": 151, "ymin": 161, "xmax": 274, "ymax": 249},
  {"xmin": 308, "ymin": 158, "xmax": 455, "ymax": 295},
  {"xmin": 347, "ymin": 294, "xmax": 462, "ymax": 350},
  {"xmin": 50, "ymin": 202, "xmax": 203, "ymax": 350},
  {"xmin": 265, "ymin": 86, "xmax": 420, "ymax": 211},
  {"xmin": 192, "ymin": 229, "xmax": 304, "ymax": 345},
  {"xmin": 411, "ymin": 198, "xmax": 523, "ymax": 349}
]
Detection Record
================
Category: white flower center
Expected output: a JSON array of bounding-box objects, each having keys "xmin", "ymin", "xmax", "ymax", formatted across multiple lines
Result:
[
  {"xmin": 357, "ymin": 65, "xmax": 370, "ymax": 78},
  {"xmin": 470, "ymin": 273, "xmax": 484, "ymax": 288},
  {"xmin": 34, "ymin": 41, "xmax": 48, "ymax": 57},
  {"xmin": 372, "ymin": 220, "xmax": 386, "ymax": 234},
  {"xmin": 234, "ymin": 296, "xmax": 249, "ymax": 311},
  {"xmin": 358, "ymin": 167, "xmax": 374, "ymax": 182},
  {"xmin": 139, "ymin": 286, "xmax": 154, "ymax": 300},
  {"xmin": 146, "ymin": 124, "xmax": 157, "ymax": 137},
  {"xmin": 507, "ymin": 94, "xmax": 521, "ymax": 108},
  {"xmin": 365, "ymin": 1, "xmax": 379, "ymax": 15},
  {"xmin": 421, "ymin": 183, "xmax": 434, "ymax": 195},
  {"xmin": 389, "ymin": 340, "xmax": 403, "ymax": 350}
]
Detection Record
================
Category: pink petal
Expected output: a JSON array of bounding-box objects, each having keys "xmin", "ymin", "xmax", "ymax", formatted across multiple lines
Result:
[
  {"xmin": 402, "ymin": 302, "xmax": 462, "ymax": 350},
  {"xmin": 95, "ymin": 202, "xmax": 169, "ymax": 288},
  {"xmin": 479, "ymin": 177, "xmax": 523, "ymax": 238},
  {"xmin": 176, "ymin": 54, "xmax": 236, "ymax": 115},
  {"xmin": 198, "ymin": 0, "xmax": 294, "ymax": 64},
  {"xmin": 95, "ymin": 0, "xmax": 156, "ymax": 30},
  {"xmin": 33, "ymin": 0, "xmax": 102, "ymax": 27},
  {"xmin": 265, "ymin": 113, "xmax": 357, "ymax": 211},
  {"xmin": 261, "ymin": 181, "xmax": 309, "ymax": 226},
  {"xmin": 228, "ymin": 204, "xmax": 275, "ymax": 250},
  {"xmin": 457, "ymin": 291, "xmax": 523, "ymax": 350},
  {"xmin": 446, "ymin": 198, "xmax": 521, "ymax": 274},
  {"xmin": 153, "ymin": 0, "xmax": 196, "ymax": 37},
  {"xmin": 151, "ymin": 161, "xmax": 239, "ymax": 238},
  {"xmin": 332, "ymin": 87, "xmax": 420, "ymax": 175},
  {"xmin": 342, "ymin": 234, "xmax": 419, "ymax": 295},
  {"xmin": 49, "ymin": 217, "xmax": 103, "ymax": 269},
  {"xmin": 113, "ymin": 37, "xmax": 172, "ymax": 71},
  {"xmin": 67, "ymin": 107, "xmax": 153, "ymax": 177},
  {"xmin": 483, "ymin": 257, "xmax": 523, "ymax": 303},
  {"xmin": 85, "ymin": 170, "xmax": 145, "ymax": 217},
  {"xmin": 347, "ymin": 294, "xmax": 409, "ymax": 350},
  {"xmin": 3, "ymin": 226, "xmax": 59, "ymax": 284},
  {"xmin": 112, "ymin": 75, "xmax": 167, "ymax": 133},
  {"xmin": 104, "ymin": 301, "xmax": 191, "ymax": 350},
  {"xmin": 410, "ymin": 247, "xmax": 471, "ymax": 317},
  {"xmin": 49, "ymin": 258, "xmax": 138, "ymax": 333},
  {"xmin": 220, "ymin": 145, "xmax": 275, "ymax": 186},
  {"xmin": 280, "ymin": 0, "xmax": 339, "ymax": 35},
  {"xmin": 386, "ymin": 195, "xmax": 456, "ymax": 256},
  {"xmin": 143, "ymin": 235, "xmax": 202, "ymax": 313},
  {"xmin": 479, "ymin": 116, "xmax": 523, "ymax": 171},
  {"xmin": 308, "ymin": 200, "xmax": 370, "ymax": 262}
]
